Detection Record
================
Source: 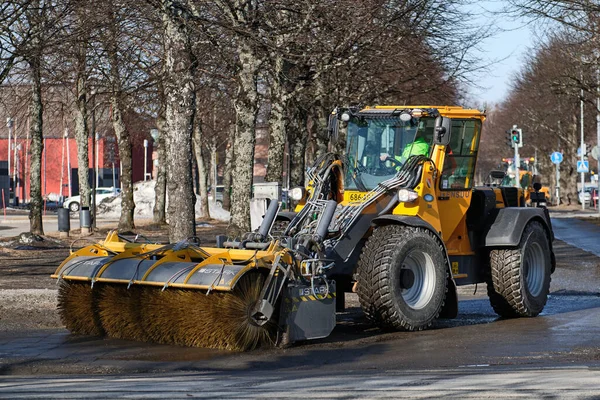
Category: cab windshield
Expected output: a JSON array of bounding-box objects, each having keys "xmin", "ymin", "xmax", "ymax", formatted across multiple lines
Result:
[{"xmin": 345, "ymin": 116, "xmax": 435, "ymax": 190}]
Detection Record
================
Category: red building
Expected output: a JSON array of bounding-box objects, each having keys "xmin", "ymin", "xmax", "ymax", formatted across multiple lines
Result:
[{"xmin": 0, "ymin": 135, "xmax": 152, "ymax": 202}]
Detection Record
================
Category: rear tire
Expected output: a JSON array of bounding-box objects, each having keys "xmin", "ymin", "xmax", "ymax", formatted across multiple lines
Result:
[
  {"xmin": 69, "ymin": 202, "xmax": 80, "ymax": 212},
  {"xmin": 487, "ymin": 221, "xmax": 551, "ymax": 317},
  {"xmin": 357, "ymin": 225, "xmax": 448, "ymax": 331}
]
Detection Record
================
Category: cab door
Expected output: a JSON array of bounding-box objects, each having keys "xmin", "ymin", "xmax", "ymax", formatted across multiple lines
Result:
[{"xmin": 435, "ymin": 119, "xmax": 482, "ymax": 246}]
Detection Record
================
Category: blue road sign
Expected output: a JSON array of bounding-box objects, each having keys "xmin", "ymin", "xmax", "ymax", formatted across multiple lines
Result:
[
  {"xmin": 577, "ymin": 160, "xmax": 589, "ymax": 173},
  {"xmin": 551, "ymin": 152, "xmax": 563, "ymax": 164}
]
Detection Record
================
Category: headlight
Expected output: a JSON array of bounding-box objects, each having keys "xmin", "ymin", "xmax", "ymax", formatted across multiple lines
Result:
[
  {"xmin": 289, "ymin": 187, "xmax": 305, "ymax": 201},
  {"xmin": 398, "ymin": 188, "xmax": 418, "ymax": 203},
  {"xmin": 341, "ymin": 112, "xmax": 351, "ymax": 122}
]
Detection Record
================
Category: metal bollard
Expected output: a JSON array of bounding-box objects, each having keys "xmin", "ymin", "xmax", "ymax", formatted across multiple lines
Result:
[{"xmin": 57, "ymin": 208, "xmax": 70, "ymax": 238}]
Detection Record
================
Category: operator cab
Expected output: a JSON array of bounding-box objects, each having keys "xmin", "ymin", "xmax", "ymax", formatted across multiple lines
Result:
[
  {"xmin": 342, "ymin": 110, "xmax": 436, "ymax": 190},
  {"xmin": 335, "ymin": 107, "xmax": 482, "ymax": 193}
]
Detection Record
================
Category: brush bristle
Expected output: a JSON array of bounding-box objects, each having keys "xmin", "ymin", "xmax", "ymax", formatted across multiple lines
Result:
[
  {"xmin": 139, "ymin": 273, "xmax": 276, "ymax": 351},
  {"xmin": 58, "ymin": 273, "xmax": 276, "ymax": 351},
  {"xmin": 57, "ymin": 281, "xmax": 104, "ymax": 336},
  {"xmin": 97, "ymin": 285, "xmax": 148, "ymax": 342}
]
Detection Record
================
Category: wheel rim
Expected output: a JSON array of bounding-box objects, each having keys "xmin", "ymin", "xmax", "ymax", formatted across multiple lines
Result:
[
  {"xmin": 70, "ymin": 203, "xmax": 79, "ymax": 212},
  {"xmin": 399, "ymin": 250, "xmax": 436, "ymax": 310},
  {"xmin": 523, "ymin": 241, "xmax": 545, "ymax": 297}
]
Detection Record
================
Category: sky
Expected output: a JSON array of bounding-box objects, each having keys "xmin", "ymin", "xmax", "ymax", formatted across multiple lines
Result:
[{"xmin": 467, "ymin": 1, "xmax": 538, "ymax": 105}]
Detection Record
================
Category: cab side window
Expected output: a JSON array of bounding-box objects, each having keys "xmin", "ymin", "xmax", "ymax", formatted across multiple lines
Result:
[{"xmin": 440, "ymin": 119, "xmax": 481, "ymax": 190}]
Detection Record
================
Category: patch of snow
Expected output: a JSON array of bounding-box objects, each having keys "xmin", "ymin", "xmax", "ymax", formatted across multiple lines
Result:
[
  {"xmin": 97, "ymin": 180, "xmax": 230, "ymax": 221},
  {"xmin": 45, "ymin": 193, "xmax": 61, "ymax": 202}
]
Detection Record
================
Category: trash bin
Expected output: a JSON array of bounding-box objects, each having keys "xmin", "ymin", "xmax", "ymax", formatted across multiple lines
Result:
[
  {"xmin": 57, "ymin": 208, "xmax": 70, "ymax": 234},
  {"xmin": 80, "ymin": 206, "xmax": 91, "ymax": 229}
]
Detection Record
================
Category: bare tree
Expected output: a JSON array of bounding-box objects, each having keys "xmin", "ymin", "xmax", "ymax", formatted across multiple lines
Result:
[
  {"xmin": 24, "ymin": 1, "xmax": 45, "ymax": 235},
  {"xmin": 162, "ymin": 1, "xmax": 197, "ymax": 242},
  {"xmin": 153, "ymin": 83, "xmax": 167, "ymax": 225},
  {"xmin": 11, "ymin": 0, "xmax": 70, "ymax": 235},
  {"xmin": 192, "ymin": 104, "xmax": 209, "ymax": 218},
  {"xmin": 72, "ymin": 4, "xmax": 91, "ymax": 232},
  {"xmin": 101, "ymin": 3, "xmax": 136, "ymax": 231},
  {"xmin": 221, "ymin": 124, "xmax": 234, "ymax": 210},
  {"xmin": 481, "ymin": 34, "xmax": 593, "ymax": 202}
]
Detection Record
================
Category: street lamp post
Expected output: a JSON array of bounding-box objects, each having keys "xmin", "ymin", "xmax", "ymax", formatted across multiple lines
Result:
[
  {"xmin": 6, "ymin": 118, "xmax": 13, "ymax": 201},
  {"xmin": 150, "ymin": 129, "xmax": 159, "ymax": 181},
  {"xmin": 91, "ymin": 91, "xmax": 97, "ymax": 229},
  {"xmin": 65, "ymin": 128, "xmax": 72, "ymax": 198},
  {"xmin": 143, "ymin": 139, "xmax": 149, "ymax": 181},
  {"xmin": 596, "ymin": 65, "xmax": 600, "ymax": 214},
  {"xmin": 581, "ymin": 88, "xmax": 586, "ymax": 211},
  {"xmin": 14, "ymin": 144, "xmax": 21, "ymax": 204}
]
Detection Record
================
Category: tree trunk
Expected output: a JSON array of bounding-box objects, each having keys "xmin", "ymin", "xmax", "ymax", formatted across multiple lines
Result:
[
  {"xmin": 208, "ymin": 141, "xmax": 217, "ymax": 195},
  {"xmin": 110, "ymin": 95, "xmax": 135, "ymax": 231},
  {"xmin": 73, "ymin": 50, "xmax": 90, "ymax": 213},
  {"xmin": 314, "ymin": 105, "xmax": 330, "ymax": 160},
  {"xmin": 561, "ymin": 116, "xmax": 579, "ymax": 205},
  {"xmin": 28, "ymin": 51, "xmax": 44, "ymax": 235},
  {"xmin": 289, "ymin": 108, "xmax": 308, "ymax": 188},
  {"xmin": 106, "ymin": 7, "xmax": 134, "ymax": 232},
  {"xmin": 222, "ymin": 124, "xmax": 234, "ymax": 211},
  {"xmin": 193, "ymin": 113, "xmax": 210, "ymax": 218},
  {"xmin": 228, "ymin": 41, "xmax": 260, "ymax": 237},
  {"xmin": 265, "ymin": 57, "xmax": 288, "ymax": 183},
  {"xmin": 312, "ymin": 80, "xmax": 330, "ymax": 160},
  {"xmin": 163, "ymin": 6, "xmax": 196, "ymax": 242},
  {"xmin": 153, "ymin": 95, "xmax": 167, "ymax": 225}
]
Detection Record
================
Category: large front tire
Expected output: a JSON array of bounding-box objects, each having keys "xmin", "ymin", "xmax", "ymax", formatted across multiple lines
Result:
[
  {"xmin": 487, "ymin": 221, "xmax": 551, "ymax": 317},
  {"xmin": 357, "ymin": 225, "xmax": 448, "ymax": 331}
]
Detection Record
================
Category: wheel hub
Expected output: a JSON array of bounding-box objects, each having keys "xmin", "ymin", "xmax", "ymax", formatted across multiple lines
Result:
[
  {"xmin": 399, "ymin": 268, "xmax": 415, "ymax": 289},
  {"xmin": 398, "ymin": 250, "xmax": 436, "ymax": 310},
  {"xmin": 523, "ymin": 242, "xmax": 545, "ymax": 297}
]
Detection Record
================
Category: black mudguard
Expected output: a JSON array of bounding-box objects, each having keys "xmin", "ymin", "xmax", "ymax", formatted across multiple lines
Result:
[
  {"xmin": 484, "ymin": 207, "xmax": 555, "ymax": 272},
  {"xmin": 484, "ymin": 207, "xmax": 553, "ymax": 246}
]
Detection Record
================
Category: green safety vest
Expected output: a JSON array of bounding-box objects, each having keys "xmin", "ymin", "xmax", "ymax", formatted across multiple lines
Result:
[{"xmin": 396, "ymin": 138, "xmax": 430, "ymax": 164}]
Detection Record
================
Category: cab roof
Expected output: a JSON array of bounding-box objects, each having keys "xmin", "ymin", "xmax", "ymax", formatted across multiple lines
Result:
[{"xmin": 361, "ymin": 105, "xmax": 486, "ymax": 120}]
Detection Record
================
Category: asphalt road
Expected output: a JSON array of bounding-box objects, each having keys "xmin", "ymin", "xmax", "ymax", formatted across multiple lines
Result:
[
  {"xmin": 2, "ymin": 368, "xmax": 600, "ymax": 398},
  {"xmin": 0, "ymin": 214, "xmax": 599, "ymax": 398}
]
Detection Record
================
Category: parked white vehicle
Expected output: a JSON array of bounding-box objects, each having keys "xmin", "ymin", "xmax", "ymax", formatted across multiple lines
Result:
[
  {"xmin": 63, "ymin": 187, "xmax": 121, "ymax": 212},
  {"xmin": 578, "ymin": 187, "xmax": 599, "ymax": 206},
  {"xmin": 207, "ymin": 185, "xmax": 224, "ymax": 207}
]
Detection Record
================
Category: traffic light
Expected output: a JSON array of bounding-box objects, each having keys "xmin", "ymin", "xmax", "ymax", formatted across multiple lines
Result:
[
  {"xmin": 511, "ymin": 129, "xmax": 519, "ymax": 143},
  {"xmin": 509, "ymin": 128, "xmax": 523, "ymax": 148}
]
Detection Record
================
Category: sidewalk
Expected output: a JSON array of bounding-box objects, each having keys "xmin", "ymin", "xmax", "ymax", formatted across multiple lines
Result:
[{"xmin": 548, "ymin": 203, "xmax": 600, "ymax": 219}]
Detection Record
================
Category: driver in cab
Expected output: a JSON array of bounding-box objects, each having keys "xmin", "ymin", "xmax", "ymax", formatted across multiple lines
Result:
[{"xmin": 379, "ymin": 132, "xmax": 431, "ymax": 167}]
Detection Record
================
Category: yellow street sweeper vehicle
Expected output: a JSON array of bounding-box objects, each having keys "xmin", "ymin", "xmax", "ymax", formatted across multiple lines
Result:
[{"xmin": 53, "ymin": 105, "xmax": 555, "ymax": 351}]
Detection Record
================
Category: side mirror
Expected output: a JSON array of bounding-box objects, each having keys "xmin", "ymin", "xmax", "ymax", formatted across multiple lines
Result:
[
  {"xmin": 433, "ymin": 116, "xmax": 451, "ymax": 146},
  {"xmin": 489, "ymin": 170, "xmax": 506, "ymax": 180}
]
